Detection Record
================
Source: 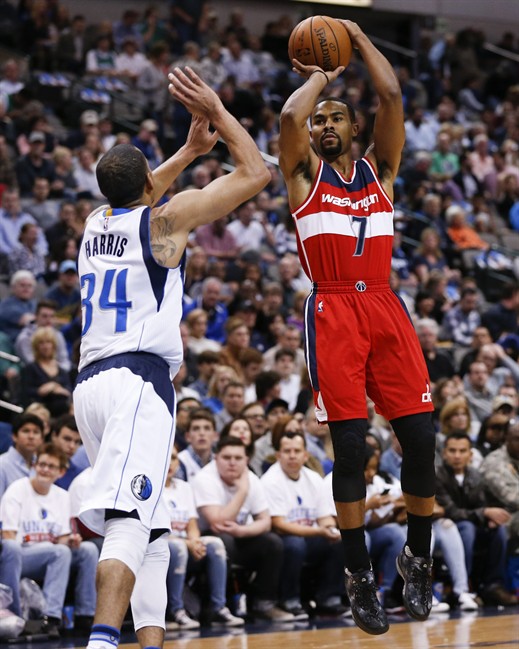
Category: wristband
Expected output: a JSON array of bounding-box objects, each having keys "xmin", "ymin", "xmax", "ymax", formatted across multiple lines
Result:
[{"xmin": 311, "ymin": 70, "xmax": 329, "ymax": 84}]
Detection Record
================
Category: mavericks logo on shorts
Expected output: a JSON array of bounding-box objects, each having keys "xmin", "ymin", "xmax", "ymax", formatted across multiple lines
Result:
[{"xmin": 131, "ymin": 474, "xmax": 153, "ymax": 501}]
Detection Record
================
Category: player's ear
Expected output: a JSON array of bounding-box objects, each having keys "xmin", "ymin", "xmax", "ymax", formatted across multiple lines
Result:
[{"xmin": 351, "ymin": 121, "xmax": 360, "ymax": 137}]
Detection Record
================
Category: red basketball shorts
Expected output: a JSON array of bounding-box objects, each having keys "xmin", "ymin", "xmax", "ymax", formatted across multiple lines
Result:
[{"xmin": 304, "ymin": 280, "xmax": 434, "ymax": 423}]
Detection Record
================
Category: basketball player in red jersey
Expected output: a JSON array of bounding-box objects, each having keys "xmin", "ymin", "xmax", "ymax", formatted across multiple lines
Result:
[{"xmin": 278, "ymin": 21, "xmax": 435, "ymax": 635}]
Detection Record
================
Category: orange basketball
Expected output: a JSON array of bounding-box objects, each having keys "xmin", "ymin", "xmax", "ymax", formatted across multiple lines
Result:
[{"xmin": 288, "ymin": 16, "xmax": 352, "ymax": 72}]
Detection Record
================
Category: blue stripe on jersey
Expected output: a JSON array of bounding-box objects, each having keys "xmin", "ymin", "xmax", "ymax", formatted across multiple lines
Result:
[
  {"xmin": 391, "ymin": 290, "xmax": 414, "ymax": 325},
  {"xmin": 139, "ymin": 208, "xmax": 168, "ymax": 312},
  {"xmin": 305, "ymin": 292, "xmax": 320, "ymax": 391},
  {"xmin": 76, "ymin": 351, "xmax": 174, "ymax": 414},
  {"xmin": 321, "ymin": 159, "xmax": 374, "ymax": 192}
]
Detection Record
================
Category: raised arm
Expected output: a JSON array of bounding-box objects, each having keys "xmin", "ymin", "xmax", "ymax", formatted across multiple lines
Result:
[
  {"xmin": 150, "ymin": 114, "xmax": 218, "ymax": 206},
  {"xmin": 279, "ymin": 61, "xmax": 344, "ymax": 208},
  {"xmin": 342, "ymin": 21, "xmax": 404, "ymax": 184}
]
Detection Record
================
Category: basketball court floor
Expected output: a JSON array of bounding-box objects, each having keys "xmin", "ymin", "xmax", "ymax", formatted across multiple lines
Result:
[{"xmin": 8, "ymin": 606, "xmax": 519, "ymax": 649}]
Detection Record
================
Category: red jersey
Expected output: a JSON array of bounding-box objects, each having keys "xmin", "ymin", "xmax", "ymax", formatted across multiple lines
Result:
[{"xmin": 292, "ymin": 157, "xmax": 394, "ymax": 283}]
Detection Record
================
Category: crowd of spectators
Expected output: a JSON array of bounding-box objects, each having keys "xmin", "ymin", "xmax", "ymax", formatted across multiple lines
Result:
[{"xmin": 0, "ymin": 0, "xmax": 518, "ymax": 639}]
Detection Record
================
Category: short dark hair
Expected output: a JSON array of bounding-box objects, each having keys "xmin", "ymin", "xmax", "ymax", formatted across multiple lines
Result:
[
  {"xmin": 215, "ymin": 435, "xmax": 246, "ymax": 454},
  {"xmin": 197, "ymin": 350, "xmax": 220, "ymax": 365},
  {"xmin": 274, "ymin": 429, "xmax": 306, "ymax": 452},
  {"xmin": 444, "ymin": 431, "xmax": 472, "ymax": 446},
  {"xmin": 96, "ymin": 144, "xmax": 148, "ymax": 207},
  {"xmin": 255, "ymin": 370, "xmax": 281, "ymax": 401},
  {"xmin": 274, "ymin": 347, "xmax": 296, "ymax": 362},
  {"xmin": 52, "ymin": 414, "xmax": 78, "ymax": 435},
  {"xmin": 313, "ymin": 96, "xmax": 356, "ymax": 124},
  {"xmin": 12, "ymin": 413, "xmax": 44, "ymax": 436},
  {"xmin": 187, "ymin": 408, "xmax": 216, "ymax": 431},
  {"xmin": 36, "ymin": 299, "xmax": 58, "ymax": 314}
]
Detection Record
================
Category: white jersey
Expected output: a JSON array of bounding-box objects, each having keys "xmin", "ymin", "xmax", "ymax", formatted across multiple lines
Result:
[
  {"xmin": 191, "ymin": 460, "xmax": 268, "ymax": 532},
  {"xmin": 0, "ymin": 477, "xmax": 71, "ymax": 545},
  {"xmin": 78, "ymin": 204, "xmax": 184, "ymax": 374},
  {"xmin": 163, "ymin": 479, "xmax": 197, "ymax": 539},
  {"xmin": 261, "ymin": 461, "xmax": 332, "ymax": 525}
]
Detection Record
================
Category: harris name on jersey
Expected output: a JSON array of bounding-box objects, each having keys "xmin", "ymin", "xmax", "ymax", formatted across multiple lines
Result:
[{"xmin": 83, "ymin": 233, "xmax": 128, "ymax": 259}]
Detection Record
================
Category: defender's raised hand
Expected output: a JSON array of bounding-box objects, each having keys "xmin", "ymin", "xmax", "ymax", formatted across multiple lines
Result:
[
  {"xmin": 185, "ymin": 114, "xmax": 219, "ymax": 157},
  {"xmin": 168, "ymin": 66, "xmax": 221, "ymax": 118}
]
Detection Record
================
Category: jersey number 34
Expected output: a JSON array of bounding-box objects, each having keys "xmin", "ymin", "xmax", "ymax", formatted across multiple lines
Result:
[{"xmin": 81, "ymin": 269, "xmax": 132, "ymax": 335}]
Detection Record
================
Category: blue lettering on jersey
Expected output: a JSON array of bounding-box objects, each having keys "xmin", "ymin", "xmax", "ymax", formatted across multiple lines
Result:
[{"xmin": 84, "ymin": 234, "xmax": 128, "ymax": 259}]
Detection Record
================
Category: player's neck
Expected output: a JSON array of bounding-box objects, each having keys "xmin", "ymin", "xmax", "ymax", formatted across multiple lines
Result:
[{"xmin": 324, "ymin": 154, "xmax": 353, "ymax": 178}]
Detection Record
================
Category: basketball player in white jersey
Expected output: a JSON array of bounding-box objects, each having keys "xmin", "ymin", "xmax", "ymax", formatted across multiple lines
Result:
[{"xmin": 73, "ymin": 66, "xmax": 269, "ymax": 649}]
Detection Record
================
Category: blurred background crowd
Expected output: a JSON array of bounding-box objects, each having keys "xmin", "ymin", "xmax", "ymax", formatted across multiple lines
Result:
[{"xmin": 0, "ymin": 0, "xmax": 518, "ymax": 636}]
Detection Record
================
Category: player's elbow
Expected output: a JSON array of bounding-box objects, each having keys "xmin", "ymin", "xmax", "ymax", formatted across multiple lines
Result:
[
  {"xmin": 239, "ymin": 162, "xmax": 270, "ymax": 193},
  {"xmin": 280, "ymin": 105, "xmax": 300, "ymax": 129}
]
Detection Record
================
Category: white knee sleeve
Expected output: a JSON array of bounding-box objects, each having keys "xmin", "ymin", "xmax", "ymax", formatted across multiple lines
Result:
[
  {"xmin": 99, "ymin": 517, "xmax": 149, "ymax": 577},
  {"xmin": 131, "ymin": 535, "xmax": 169, "ymax": 631}
]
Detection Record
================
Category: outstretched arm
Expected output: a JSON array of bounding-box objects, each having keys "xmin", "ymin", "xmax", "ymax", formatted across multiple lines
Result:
[
  {"xmin": 150, "ymin": 114, "xmax": 218, "ymax": 206},
  {"xmin": 342, "ymin": 21, "xmax": 404, "ymax": 183},
  {"xmin": 279, "ymin": 61, "xmax": 344, "ymax": 204}
]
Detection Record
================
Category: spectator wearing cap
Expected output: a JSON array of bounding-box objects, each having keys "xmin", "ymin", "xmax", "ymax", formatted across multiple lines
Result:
[
  {"xmin": 131, "ymin": 119, "xmax": 163, "ymax": 170},
  {"xmin": 195, "ymin": 214, "xmax": 239, "ymax": 263},
  {"xmin": 15, "ymin": 131, "xmax": 56, "ymax": 197},
  {"xmin": 65, "ymin": 110, "xmax": 100, "ymax": 152},
  {"xmin": 44, "ymin": 260, "xmax": 80, "ymax": 323}
]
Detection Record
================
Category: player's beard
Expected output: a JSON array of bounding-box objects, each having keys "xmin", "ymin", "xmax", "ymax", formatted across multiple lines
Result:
[{"xmin": 320, "ymin": 133, "xmax": 342, "ymax": 157}]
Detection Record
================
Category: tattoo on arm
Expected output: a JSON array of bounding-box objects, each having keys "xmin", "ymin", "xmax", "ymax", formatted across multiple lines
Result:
[{"xmin": 150, "ymin": 214, "xmax": 178, "ymax": 265}]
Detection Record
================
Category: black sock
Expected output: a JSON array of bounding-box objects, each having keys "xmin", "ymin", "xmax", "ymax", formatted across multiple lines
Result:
[
  {"xmin": 406, "ymin": 512, "xmax": 433, "ymax": 558},
  {"xmin": 340, "ymin": 526, "xmax": 371, "ymax": 573}
]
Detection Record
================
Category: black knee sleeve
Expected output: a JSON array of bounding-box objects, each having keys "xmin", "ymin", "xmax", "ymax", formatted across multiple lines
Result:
[
  {"xmin": 391, "ymin": 412, "xmax": 436, "ymax": 498},
  {"xmin": 329, "ymin": 419, "xmax": 368, "ymax": 503}
]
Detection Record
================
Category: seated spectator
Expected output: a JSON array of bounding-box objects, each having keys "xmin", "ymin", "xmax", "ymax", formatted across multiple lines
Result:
[
  {"xmin": 44, "ymin": 260, "xmax": 81, "ymax": 323},
  {"xmin": 240, "ymin": 401, "xmax": 268, "ymax": 442},
  {"xmin": 411, "ymin": 227, "xmax": 451, "ymax": 286},
  {"xmin": 437, "ymin": 396, "xmax": 479, "ymax": 466},
  {"xmin": 0, "ymin": 413, "xmax": 43, "ymax": 501},
  {"xmin": 177, "ymin": 409, "xmax": 219, "ymax": 482},
  {"xmin": 15, "ymin": 299, "xmax": 71, "ymax": 372},
  {"xmin": 85, "ymin": 33, "xmax": 118, "ymax": 76},
  {"xmin": 481, "ymin": 282, "xmax": 519, "ymax": 342},
  {"xmin": 131, "ymin": 119, "xmax": 163, "ymax": 170},
  {"xmin": 273, "ymin": 348, "xmax": 300, "ymax": 412},
  {"xmin": 261, "ymin": 429, "xmax": 345, "ymax": 619},
  {"xmin": 458, "ymin": 326, "xmax": 493, "ymax": 377},
  {"xmin": 475, "ymin": 411, "xmax": 509, "ymax": 464},
  {"xmin": 214, "ymin": 381, "xmax": 246, "ymax": 433},
  {"xmin": 446, "ymin": 204, "xmax": 489, "ymax": 251},
  {"xmin": 480, "ymin": 421, "xmax": 519, "ymax": 551},
  {"xmin": 174, "ymin": 397, "xmax": 201, "ymax": 452},
  {"xmin": 221, "ymin": 417, "xmax": 255, "ymax": 465},
  {"xmin": 164, "ymin": 448, "xmax": 244, "ymax": 629},
  {"xmin": 239, "ymin": 347, "xmax": 264, "ymax": 404},
  {"xmin": 0, "ymin": 188, "xmax": 48, "ymax": 257},
  {"xmin": 437, "ymin": 432, "xmax": 517, "ymax": 606},
  {"xmin": 22, "ymin": 176, "xmax": 59, "ymax": 230},
  {"xmin": 192, "ymin": 436, "xmax": 294, "ymax": 622},
  {"xmin": 0, "ymin": 270, "xmax": 37, "ymax": 343},
  {"xmin": 218, "ymin": 317, "xmax": 250, "ymax": 381},
  {"xmin": 415, "ymin": 317, "xmax": 455, "ymax": 385},
  {"xmin": 15, "ymin": 131, "xmax": 56, "ymax": 197},
  {"xmin": 8, "ymin": 221, "xmax": 46, "ymax": 279},
  {"xmin": 184, "ymin": 277, "xmax": 229, "ymax": 344},
  {"xmin": 442, "ymin": 287, "xmax": 482, "ymax": 349},
  {"xmin": 188, "ymin": 350, "xmax": 220, "ymax": 401},
  {"xmin": 21, "ymin": 326, "xmax": 72, "ymax": 417},
  {"xmin": 115, "ymin": 36, "xmax": 148, "ymax": 83},
  {"xmin": 262, "ymin": 324, "xmax": 305, "ymax": 375},
  {"xmin": 50, "ymin": 146, "xmax": 79, "ymax": 200},
  {"xmin": 0, "ymin": 443, "xmax": 98, "ymax": 637},
  {"xmin": 202, "ymin": 364, "xmax": 239, "ymax": 415},
  {"xmin": 73, "ymin": 147, "xmax": 103, "ymax": 200},
  {"xmin": 51, "ymin": 414, "xmax": 83, "ymax": 490},
  {"xmin": 194, "ymin": 214, "xmax": 239, "ymax": 262},
  {"xmin": 463, "ymin": 361, "xmax": 497, "ymax": 425}
]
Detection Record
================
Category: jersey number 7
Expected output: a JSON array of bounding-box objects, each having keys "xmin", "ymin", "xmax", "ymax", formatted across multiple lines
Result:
[{"xmin": 81, "ymin": 269, "xmax": 132, "ymax": 335}]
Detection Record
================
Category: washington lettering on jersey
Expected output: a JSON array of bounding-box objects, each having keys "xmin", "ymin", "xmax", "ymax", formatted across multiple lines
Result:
[
  {"xmin": 83, "ymin": 233, "xmax": 128, "ymax": 259},
  {"xmin": 292, "ymin": 157, "xmax": 394, "ymax": 283},
  {"xmin": 321, "ymin": 192, "xmax": 379, "ymax": 211}
]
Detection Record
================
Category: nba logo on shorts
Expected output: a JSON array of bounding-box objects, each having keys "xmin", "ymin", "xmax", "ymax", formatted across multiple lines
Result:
[{"xmin": 131, "ymin": 474, "xmax": 153, "ymax": 500}]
